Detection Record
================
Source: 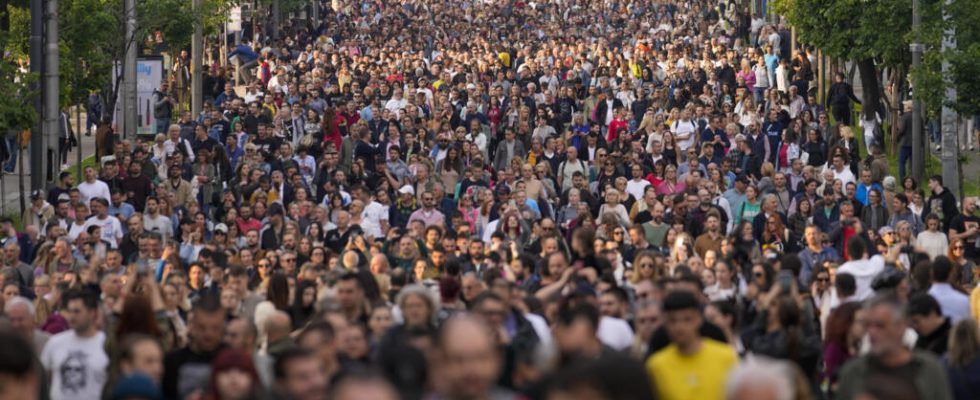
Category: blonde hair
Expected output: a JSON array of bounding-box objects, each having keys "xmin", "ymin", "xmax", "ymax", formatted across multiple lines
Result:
[
  {"xmin": 840, "ymin": 125, "xmax": 855, "ymax": 140},
  {"xmin": 949, "ymin": 318, "xmax": 980, "ymax": 368}
]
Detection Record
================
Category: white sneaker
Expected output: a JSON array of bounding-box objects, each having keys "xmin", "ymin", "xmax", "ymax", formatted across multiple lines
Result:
[{"xmin": 935, "ymin": 144, "xmax": 941, "ymax": 151}]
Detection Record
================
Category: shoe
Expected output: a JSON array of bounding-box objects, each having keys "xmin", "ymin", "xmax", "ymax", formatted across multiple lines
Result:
[
  {"xmin": 935, "ymin": 144, "xmax": 941, "ymax": 151},
  {"xmin": 61, "ymin": 163, "xmax": 70, "ymax": 171}
]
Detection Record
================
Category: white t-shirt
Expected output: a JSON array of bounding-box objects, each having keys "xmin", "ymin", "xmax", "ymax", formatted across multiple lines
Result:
[
  {"xmin": 832, "ymin": 167, "xmax": 856, "ymax": 188},
  {"xmin": 362, "ymin": 201, "xmax": 388, "ymax": 239},
  {"xmin": 41, "ymin": 330, "xmax": 108, "ymax": 400},
  {"xmin": 837, "ymin": 255, "xmax": 885, "ymax": 301},
  {"xmin": 626, "ymin": 179, "xmax": 651, "ymax": 202},
  {"xmin": 83, "ymin": 215, "xmax": 124, "ymax": 248},
  {"xmin": 597, "ymin": 316, "xmax": 635, "ymax": 351},
  {"xmin": 671, "ymin": 119, "xmax": 698, "ymax": 152},
  {"xmin": 77, "ymin": 180, "xmax": 112, "ymax": 207},
  {"xmin": 143, "ymin": 214, "xmax": 174, "ymax": 242}
]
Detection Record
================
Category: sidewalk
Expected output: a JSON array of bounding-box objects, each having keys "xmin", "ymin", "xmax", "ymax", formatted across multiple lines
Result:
[{"xmin": 0, "ymin": 110, "xmax": 96, "ymax": 216}]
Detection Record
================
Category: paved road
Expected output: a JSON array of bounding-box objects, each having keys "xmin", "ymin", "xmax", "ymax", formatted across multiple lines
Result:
[{"xmin": 0, "ymin": 110, "xmax": 96, "ymax": 216}]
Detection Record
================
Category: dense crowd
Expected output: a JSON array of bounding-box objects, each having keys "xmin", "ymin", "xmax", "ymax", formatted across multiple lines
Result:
[{"xmin": 1, "ymin": 1, "xmax": 979, "ymax": 400}]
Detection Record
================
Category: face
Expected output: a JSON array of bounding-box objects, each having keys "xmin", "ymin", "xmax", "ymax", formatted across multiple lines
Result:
[
  {"xmin": 189, "ymin": 310, "xmax": 225, "ymax": 352},
  {"xmin": 665, "ymin": 308, "xmax": 702, "ymax": 348},
  {"xmin": 215, "ymin": 369, "xmax": 253, "ymax": 399},
  {"xmin": 65, "ymin": 299, "xmax": 97, "ymax": 333},
  {"xmin": 440, "ymin": 321, "xmax": 501, "ymax": 399},
  {"xmin": 122, "ymin": 340, "xmax": 164, "ymax": 383},
  {"xmin": 865, "ymin": 304, "xmax": 907, "ymax": 358},
  {"xmin": 281, "ymin": 356, "xmax": 327, "ymax": 400}
]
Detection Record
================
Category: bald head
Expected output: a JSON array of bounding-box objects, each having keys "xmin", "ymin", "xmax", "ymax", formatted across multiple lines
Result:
[{"xmin": 437, "ymin": 316, "xmax": 501, "ymax": 399}]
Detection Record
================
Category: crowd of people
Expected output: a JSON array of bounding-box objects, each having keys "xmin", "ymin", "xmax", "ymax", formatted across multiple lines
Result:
[{"xmin": 1, "ymin": 0, "xmax": 979, "ymax": 399}]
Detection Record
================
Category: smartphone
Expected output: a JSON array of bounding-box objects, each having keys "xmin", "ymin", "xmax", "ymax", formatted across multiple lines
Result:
[{"xmin": 779, "ymin": 270, "xmax": 794, "ymax": 292}]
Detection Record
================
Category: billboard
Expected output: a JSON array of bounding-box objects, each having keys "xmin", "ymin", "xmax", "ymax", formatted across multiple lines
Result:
[{"xmin": 113, "ymin": 56, "xmax": 164, "ymax": 137}]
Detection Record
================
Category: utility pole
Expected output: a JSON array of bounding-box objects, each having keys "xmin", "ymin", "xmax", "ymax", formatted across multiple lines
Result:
[
  {"xmin": 29, "ymin": 0, "xmax": 43, "ymax": 191},
  {"xmin": 910, "ymin": 0, "xmax": 924, "ymax": 182},
  {"xmin": 191, "ymin": 0, "xmax": 203, "ymax": 116},
  {"xmin": 940, "ymin": 0, "xmax": 960, "ymax": 198},
  {"xmin": 271, "ymin": 0, "xmax": 280, "ymax": 40},
  {"xmin": 123, "ymin": 0, "xmax": 137, "ymax": 140},
  {"xmin": 43, "ymin": 0, "xmax": 59, "ymax": 184}
]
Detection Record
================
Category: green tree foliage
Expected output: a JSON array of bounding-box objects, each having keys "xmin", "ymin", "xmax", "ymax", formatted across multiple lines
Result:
[
  {"xmin": 910, "ymin": 0, "xmax": 980, "ymax": 117},
  {"xmin": 773, "ymin": 0, "xmax": 912, "ymax": 119}
]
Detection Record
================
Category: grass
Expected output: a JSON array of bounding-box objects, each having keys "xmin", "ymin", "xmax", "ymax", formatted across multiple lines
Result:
[{"xmin": 844, "ymin": 105, "xmax": 979, "ymax": 197}]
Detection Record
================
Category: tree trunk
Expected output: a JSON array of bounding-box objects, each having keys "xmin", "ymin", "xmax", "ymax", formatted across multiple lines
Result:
[
  {"xmin": 0, "ymin": 0, "xmax": 9, "ymax": 57},
  {"xmin": 856, "ymin": 58, "xmax": 884, "ymax": 121}
]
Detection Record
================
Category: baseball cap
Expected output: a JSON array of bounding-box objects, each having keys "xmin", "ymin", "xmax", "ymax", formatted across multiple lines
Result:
[
  {"xmin": 878, "ymin": 226, "xmax": 894, "ymax": 236},
  {"xmin": 398, "ymin": 185, "xmax": 415, "ymax": 195},
  {"xmin": 214, "ymin": 223, "xmax": 229, "ymax": 234},
  {"xmin": 30, "ymin": 190, "xmax": 43, "ymax": 200}
]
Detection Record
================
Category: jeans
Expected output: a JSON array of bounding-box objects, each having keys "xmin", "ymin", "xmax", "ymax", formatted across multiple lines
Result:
[
  {"xmin": 899, "ymin": 146, "xmax": 912, "ymax": 180},
  {"xmin": 753, "ymin": 86, "xmax": 767, "ymax": 105},
  {"xmin": 155, "ymin": 118, "xmax": 170, "ymax": 135},
  {"xmin": 3, "ymin": 136, "xmax": 17, "ymax": 172}
]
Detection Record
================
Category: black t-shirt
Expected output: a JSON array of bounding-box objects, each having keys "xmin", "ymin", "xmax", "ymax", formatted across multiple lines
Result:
[
  {"xmin": 162, "ymin": 345, "xmax": 224, "ymax": 399},
  {"xmin": 949, "ymin": 214, "xmax": 980, "ymax": 261},
  {"xmin": 354, "ymin": 141, "xmax": 378, "ymax": 172}
]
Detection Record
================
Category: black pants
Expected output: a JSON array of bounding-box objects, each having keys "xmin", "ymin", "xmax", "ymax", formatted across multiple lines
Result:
[{"xmin": 832, "ymin": 104, "xmax": 851, "ymax": 126}]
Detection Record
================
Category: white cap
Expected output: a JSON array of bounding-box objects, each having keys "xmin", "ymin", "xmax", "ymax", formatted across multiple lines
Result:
[{"xmin": 398, "ymin": 185, "xmax": 415, "ymax": 195}]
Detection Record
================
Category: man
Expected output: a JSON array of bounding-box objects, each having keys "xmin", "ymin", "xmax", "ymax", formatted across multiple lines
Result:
[
  {"xmin": 408, "ymin": 190, "xmax": 446, "ymax": 228},
  {"xmin": 927, "ymin": 256, "xmax": 970, "ymax": 322},
  {"xmin": 896, "ymin": 101, "xmax": 914, "ymax": 180},
  {"xmin": 826, "ymin": 72, "xmax": 861, "ymax": 125},
  {"xmin": 836, "ymin": 295, "xmax": 952, "ymax": 400},
  {"xmin": 948, "ymin": 196, "xmax": 979, "ymax": 262},
  {"xmin": 336, "ymin": 273, "xmax": 368, "ymax": 324},
  {"xmin": 646, "ymin": 290, "xmax": 737, "ymax": 400},
  {"xmin": 76, "ymin": 166, "xmax": 112, "ymax": 207},
  {"xmin": 142, "ymin": 197, "xmax": 173, "ymax": 242},
  {"xmin": 40, "ymin": 290, "xmax": 108, "ymax": 400},
  {"xmin": 830, "ymin": 154, "xmax": 856, "ymax": 187},
  {"xmin": 162, "ymin": 295, "xmax": 226, "ymax": 399},
  {"xmin": 493, "ymin": 127, "xmax": 527, "ymax": 172},
  {"xmin": 6, "ymin": 296, "xmax": 49, "ymax": 351},
  {"xmin": 260, "ymin": 205, "xmax": 287, "ymax": 250},
  {"xmin": 923, "ymin": 175, "xmax": 959, "ymax": 230},
  {"xmin": 889, "ymin": 193, "xmax": 923, "ymax": 236},
  {"xmin": 836, "ymin": 237, "xmax": 885, "ymax": 301},
  {"xmin": 435, "ymin": 316, "xmax": 514, "ymax": 399},
  {"xmin": 0, "ymin": 330, "xmax": 40, "ymax": 400},
  {"xmin": 273, "ymin": 347, "xmax": 327, "ymax": 400},
  {"xmin": 907, "ymin": 293, "xmax": 951, "ymax": 356},
  {"xmin": 694, "ymin": 211, "xmax": 724, "ymax": 260},
  {"xmin": 47, "ymin": 172, "xmax": 74, "ymax": 206},
  {"xmin": 83, "ymin": 198, "xmax": 123, "ymax": 249},
  {"xmin": 798, "ymin": 225, "xmax": 840, "ymax": 285},
  {"xmin": 330, "ymin": 373, "xmax": 398, "ymax": 400},
  {"xmin": 860, "ymin": 189, "xmax": 890, "ymax": 234},
  {"xmin": 264, "ymin": 311, "xmax": 296, "ymax": 358}
]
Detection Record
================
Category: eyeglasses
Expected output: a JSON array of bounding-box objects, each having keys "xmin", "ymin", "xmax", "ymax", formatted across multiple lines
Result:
[
  {"xmin": 541, "ymin": 226, "xmax": 555, "ymax": 231},
  {"xmin": 613, "ymin": 231, "xmax": 623, "ymax": 235},
  {"xmin": 953, "ymin": 246, "xmax": 964, "ymax": 250},
  {"xmin": 816, "ymin": 277, "xmax": 830, "ymax": 282},
  {"xmin": 753, "ymin": 272, "xmax": 764, "ymax": 278},
  {"xmin": 422, "ymin": 197, "xmax": 433, "ymax": 201}
]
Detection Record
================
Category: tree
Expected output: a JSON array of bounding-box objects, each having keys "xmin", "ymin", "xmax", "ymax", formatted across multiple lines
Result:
[
  {"xmin": 773, "ymin": 0, "xmax": 912, "ymax": 120},
  {"xmin": 910, "ymin": 0, "xmax": 980, "ymax": 117}
]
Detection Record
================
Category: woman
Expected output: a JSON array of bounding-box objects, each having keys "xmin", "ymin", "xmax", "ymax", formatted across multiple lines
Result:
[
  {"xmin": 704, "ymin": 260, "xmax": 739, "ymax": 301},
  {"xmin": 667, "ymin": 233, "xmax": 694, "ymax": 273},
  {"xmin": 628, "ymin": 251, "xmax": 664, "ymax": 288},
  {"xmin": 902, "ymin": 176, "xmax": 919, "ymax": 200},
  {"xmin": 761, "ymin": 213, "xmax": 788, "ymax": 255},
  {"xmin": 787, "ymin": 198, "xmax": 813, "ymax": 249},
  {"xmin": 800, "ymin": 128, "xmax": 826, "ymax": 168},
  {"xmin": 822, "ymin": 302, "xmax": 864, "ymax": 391},
  {"xmin": 655, "ymin": 164, "xmax": 685, "ymax": 195},
  {"xmin": 457, "ymin": 192, "xmax": 480, "ymax": 233},
  {"xmin": 497, "ymin": 210, "xmax": 530, "ymax": 245},
  {"xmin": 290, "ymin": 280, "xmax": 317, "ymax": 330},
  {"xmin": 395, "ymin": 284, "xmax": 439, "ymax": 331},
  {"xmin": 597, "ymin": 189, "xmax": 630, "ymax": 228},
  {"xmin": 368, "ymin": 305, "xmax": 394, "ymax": 346},
  {"xmin": 732, "ymin": 221, "xmax": 763, "ymax": 265},
  {"xmin": 944, "ymin": 318, "xmax": 980, "ymax": 400},
  {"xmin": 949, "ymin": 238, "xmax": 977, "ymax": 287},
  {"xmin": 193, "ymin": 150, "xmax": 220, "ymax": 214},
  {"xmin": 705, "ymin": 300, "xmax": 745, "ymax": 355},
  {"xmin": 916, "ymin": 213, "xmax": 949, "ymax": 260},
  {"xmin": 411, "ymin": 257, "xmax": 439, "ymax": 282},
  {"xmin": 436, "ymin": 146, "xmax": 462, "ymax": 194},
  {"xmin": 735, "ymin": 185, "xmax": 762, "ymax": 226},
  {"xmin": 661, "ymin": 131, "xmax": 680, "ymax": 166},
  {"xmin": 204, "ymin": 349, "xmax": 264, "ymax": 400},
  {"xmin": 748, "ymin": 295, "xmax": 822, "ymax": 393}
]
